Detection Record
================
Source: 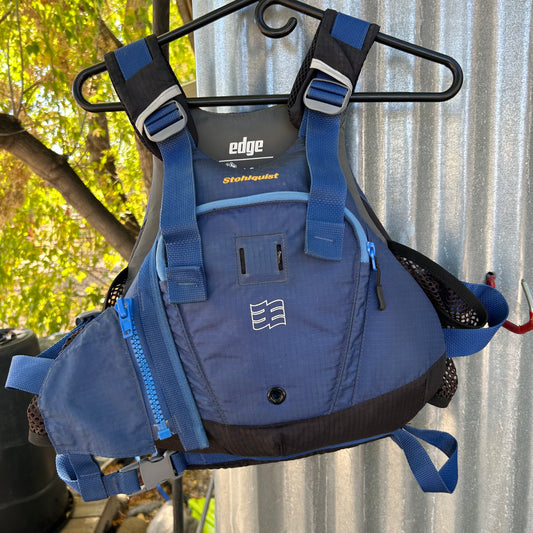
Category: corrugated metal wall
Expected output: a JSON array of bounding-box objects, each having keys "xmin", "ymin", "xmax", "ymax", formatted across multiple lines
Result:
[{"xmin": 192, "ymin": 1, "xmax": 533, "ymax": 531}]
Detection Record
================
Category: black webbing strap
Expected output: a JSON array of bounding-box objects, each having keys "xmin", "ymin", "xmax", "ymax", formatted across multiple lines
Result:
[
  {"xmin": 104, "ymin": 35, "xmax": 198, "ymax": 158},
  {"xmin": 288, "ymin": 10, "xmax": 380, "ymax": 127}
]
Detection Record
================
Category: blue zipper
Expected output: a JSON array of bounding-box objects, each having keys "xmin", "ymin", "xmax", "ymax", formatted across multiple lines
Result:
[
  {"xmin": 367, "ymin": 242, "xmax": 386, "ymax": 311},
  {"xmin": 115, "ymin": 298, "xmax": 172, "ymax": 440}
]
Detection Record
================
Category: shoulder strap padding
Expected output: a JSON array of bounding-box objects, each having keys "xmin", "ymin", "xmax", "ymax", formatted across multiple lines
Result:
[
  {"xmin": 104, "ymin": 35, "xmax": 198, "ymax": 158},
  {"xmin": 288, "ymin": 10, "xmax": 380, "ymax": 127}
]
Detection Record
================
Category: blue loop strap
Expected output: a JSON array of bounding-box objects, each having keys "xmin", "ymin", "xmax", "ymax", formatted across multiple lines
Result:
[
  {"xmin": 5, "ymin": 314, "xmax": 97, "ymax": 395},
  {"xmin": 154, "ymin": 127, "xmax": 207, "ymax": 304},
  {"xmin": 5, "ymin": 355, "xmax": 53, "ymax": 394},
  {"xmin": 443, "ymin": 282, "xmax": 509, "ymax": 357},
  {"xmin": 304, "ymin": 109, "xmax": 347, "ymax": 261},
  {"xmin": 56, "ymin": 452, "xmax": 192, "ymax": 501},
  {"xmin": 391, "ymin": 425, "xmax": 458, "ymax": 493},
  {"xmin": 56, "ymin": 454, "xmax": 142, "ymax": 501}
]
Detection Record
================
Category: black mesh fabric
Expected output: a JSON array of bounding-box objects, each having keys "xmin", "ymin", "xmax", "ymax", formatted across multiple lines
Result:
[
  {"xmin": 389, "ymin": 241, "xmax": 488, "ymax": 329},
  {"xmin": 389, "ymin": 241, "xmax": 488, "ymax": 408},
  {"xmin": 287, "ymin": 30, "xmax": 319, "ymax": 125},
  {"xmin": 428, "ymin": 357, "xmax": 458, "ymax": 408},
  {"xmin": 103, "ymin": 267, "xmax": 128, "ymax": 309}
]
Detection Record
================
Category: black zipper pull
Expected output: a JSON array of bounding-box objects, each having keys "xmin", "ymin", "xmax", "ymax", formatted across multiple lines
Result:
[{"xmin": 367, "ymin": 242, "xmax": 386, "ymax": 311}]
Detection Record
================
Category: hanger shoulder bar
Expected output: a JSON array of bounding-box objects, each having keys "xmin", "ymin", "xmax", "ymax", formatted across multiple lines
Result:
[{"xmin": 72, "ymin": 0, "xmax": 463, "ymax": 113}]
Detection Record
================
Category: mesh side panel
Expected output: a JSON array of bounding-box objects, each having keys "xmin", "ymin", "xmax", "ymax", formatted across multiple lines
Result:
[
  {"xmin": 396, "ymin": 255, "xmax": 483, "ymax": 328},
  {"xmin": 26, "ymin": 326, "xmax": 86, "ymax": 444},
  {"xmin": 28, "ymin": 395, "xmax": 48, "ymax": 436},
  {"xmin": 390, "ymin": 242, "xmax": 487, "ymax": 329},
  {"xmin": 428, "ymin": 358, "xmax": 458, "ymax": 408},
  {"xmin": 287, "ymin": 33, "xmax": 316, "ymax": 109},
  {"xmin": 104, "ymin": 267, "xmax": 128, "ymax": 309},
  {"xmin": 287, "ymin": 31, "xmax": 319, "ymax": 126}
]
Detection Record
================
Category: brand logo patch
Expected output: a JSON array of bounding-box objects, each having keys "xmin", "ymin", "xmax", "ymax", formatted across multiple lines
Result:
[
  {"xmin": 229, "ymin": 136, "xmax": 264, "ymax": 157},
  {"xmin": 250, "ymin": 299, "xmax": 287, "ymax": 330}
]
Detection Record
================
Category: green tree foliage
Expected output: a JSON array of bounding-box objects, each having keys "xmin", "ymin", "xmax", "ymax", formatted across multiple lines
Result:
[{"xmin": 0, "ymin": 0, "xmax": 195, "ymax": 335}]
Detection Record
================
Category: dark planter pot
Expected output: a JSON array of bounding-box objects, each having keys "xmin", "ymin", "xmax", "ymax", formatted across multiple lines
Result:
[{"xmin": 0, "ymin": 329, "xmax": 70, "ymax": 533}]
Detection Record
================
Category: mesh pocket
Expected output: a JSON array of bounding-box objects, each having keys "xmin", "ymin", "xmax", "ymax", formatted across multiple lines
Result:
[
  {"xmin": 389, "ymin": 241, "xmax": 487, "ymax": 329},
  {"xmin": 428, "ymin": 357, "xmax": 458, "ymax": 408}
]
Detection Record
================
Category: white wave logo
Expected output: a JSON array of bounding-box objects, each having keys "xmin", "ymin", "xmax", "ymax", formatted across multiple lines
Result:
[{"xmin": 250, "ymin": 299, "xmax": 287, "ymax": 331}]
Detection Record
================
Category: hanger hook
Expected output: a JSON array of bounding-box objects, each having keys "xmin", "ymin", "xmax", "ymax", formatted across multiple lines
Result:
[
  {"xmin": 254, "ymin": 0, "xmax": 323, "ymax": 39},
  {"xmin": 254, "ymin": 0, "xmax": 298, "ymax": 38}
]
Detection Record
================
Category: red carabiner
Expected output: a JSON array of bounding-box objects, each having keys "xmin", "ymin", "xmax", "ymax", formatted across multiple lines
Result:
[{"xmin": 486, "ymin": 272, "xmax": 533, "ymax": 334}]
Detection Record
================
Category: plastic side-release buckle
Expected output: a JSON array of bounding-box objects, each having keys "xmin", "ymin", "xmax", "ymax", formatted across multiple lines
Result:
[
  {"xmin": 120, "ymin": 451, "xmax": 178, "ymax": 491},
  {"xmin": 143, "ymin": 100, "xmax": 187, "ymax": 143},
  {"xmin": 303, "ymin": 74, "xmax": 352, "ymax": 115}
]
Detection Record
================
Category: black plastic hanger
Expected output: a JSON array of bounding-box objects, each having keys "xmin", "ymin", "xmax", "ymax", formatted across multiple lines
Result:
[{"xmin": 72, "ymin": 0, "xmax": 463, "ymax": 113}]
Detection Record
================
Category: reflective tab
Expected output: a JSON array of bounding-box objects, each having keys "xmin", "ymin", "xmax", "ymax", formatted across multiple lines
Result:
[{"xmin": 305, "ymin": 219, "xmax": 346, "ymax": 261}]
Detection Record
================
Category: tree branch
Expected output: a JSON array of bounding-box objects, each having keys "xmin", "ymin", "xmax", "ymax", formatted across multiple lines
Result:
[{"xmin": 0, "ymin": 113, "xmax": 136, "ymax": 259}]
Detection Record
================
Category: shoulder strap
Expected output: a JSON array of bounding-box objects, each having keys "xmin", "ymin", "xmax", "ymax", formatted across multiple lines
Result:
[
  {"xmin": 104, "ymin": 35, "xmax": 198, "ymax": 158},
  {"xmin": 288, "ymin": 10, "xmax": 380, "ymax": 128},
  {"xmin": 296, "ymin": 11, "xmax": 379, "ymax": 260},
  {"xmin": 106, "ymin": 38, "xmax": 207, "ymax": 304}
]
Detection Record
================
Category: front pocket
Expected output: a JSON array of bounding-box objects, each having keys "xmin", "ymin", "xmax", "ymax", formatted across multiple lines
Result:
[
  {"xmin": 160, "ymin": 199, "xmax": 370, "ymax": 426},
  {"xmin": 38, "ymin": 307, "xmax": 156, "ymax": 458}
]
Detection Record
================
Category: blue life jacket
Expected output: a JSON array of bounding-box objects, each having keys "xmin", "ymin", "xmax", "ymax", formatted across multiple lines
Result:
[{"xmin": 6, "ymin": 10, "xmax": 509, "ymax": 501}]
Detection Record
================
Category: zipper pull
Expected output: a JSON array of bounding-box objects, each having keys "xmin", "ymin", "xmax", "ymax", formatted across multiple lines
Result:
[
  {"xmin": 156, "ymin": 421, "xmax": 172, "ymax": 440},
  {"xmin": 367, "ymin": 242, "xmax": 377, "ymax": 270},
  {"xmin": 115, "ymin": 298, "xmax": 133, "ymax": 338},
  {"xmin": 367, "ymin": 242, "xmax": 386, "ymax": 311}
]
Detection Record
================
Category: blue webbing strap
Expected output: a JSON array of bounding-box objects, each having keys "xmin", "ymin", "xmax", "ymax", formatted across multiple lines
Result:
[
  {"xmin": 5, "ymin": 356, "xmax": 53, "ymax": 395},
  {"xmin": 56, "ymin": 454, "xmax": 141, "ymax": 501},
  {"xmin": 303, "ymin": 14, "xmax": 373, "ymax": 261},
  {"xmin": 443, "ymin": 282, "xmax": 509, "ymax": 357},
  {"xmin": 304, "ymin": 107, "xmax": 347, "ymax": 260},
  {"xmin": 113, "ymin": 38, "xmax": 153, "ymax": 81},
  {"xmin": 56, "ymin": 452, "xmax": 192, "ymax": 501},
  {"xmin": 156, "ymin": 125, "xmax": 207, "ymax": 304},
  {"xmin": 391, "ymin": 425, "xmax": 458, "ymax": 493},
  {"xmin": 5, "ymin": 314, "xmax": 96, "ymax": 394}
]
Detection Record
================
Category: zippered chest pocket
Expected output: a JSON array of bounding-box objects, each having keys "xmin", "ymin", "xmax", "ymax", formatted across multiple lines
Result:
[{"xmin": 38, "ymin": 306, "xmax": 157, "ymax": 458}]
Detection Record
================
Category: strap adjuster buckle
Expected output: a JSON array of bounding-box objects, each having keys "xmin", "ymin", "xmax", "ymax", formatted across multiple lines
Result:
[
  {"xmin": 303, "ymin": 77, "xmax": 351, "ymax": 115},
  {"xmin": 144, "ymin": 100, "xmax": 187, "ymax": 142},
  {"xmin": 120, "ymin": 451, "xmax": 177, "ymax": 491}
]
